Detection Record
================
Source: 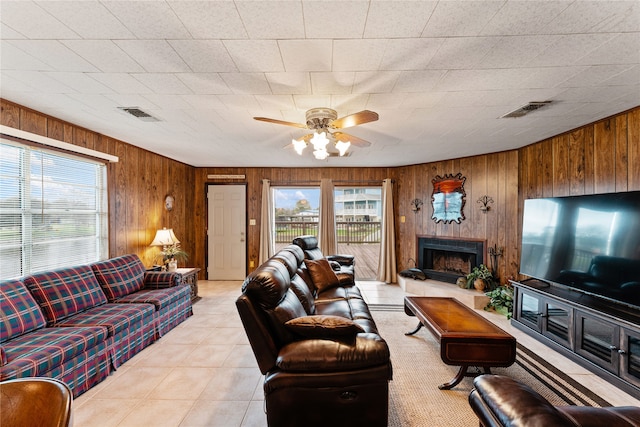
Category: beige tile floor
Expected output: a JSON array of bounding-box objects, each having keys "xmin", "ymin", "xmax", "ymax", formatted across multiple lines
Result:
[{"xmin": 72, "ymin": 280, "xmax": 639, "ymax": 426}]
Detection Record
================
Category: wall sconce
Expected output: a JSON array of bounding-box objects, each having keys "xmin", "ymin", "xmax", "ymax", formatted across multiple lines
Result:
[
  {"xmin": 411, "ymin": 198, "xmax": 423, "ymax": 213},
  {"xmin": 165, "ymin": 195, "xmax": 175, "ymax": 211},
  {"xmin": 477, "ymin": 195, "xmax": 494, "ymax": 213}
]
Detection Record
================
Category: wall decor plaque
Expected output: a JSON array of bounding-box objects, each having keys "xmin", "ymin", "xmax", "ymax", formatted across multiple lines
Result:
[{"xmin": 431, "ymin": 173, "xmax": 466, "ymax": 224}]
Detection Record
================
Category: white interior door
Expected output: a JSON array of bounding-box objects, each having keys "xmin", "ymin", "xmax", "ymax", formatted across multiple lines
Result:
[{"xmin": 207, "ymin": 185, "xmax": 246, "ymax": 280}]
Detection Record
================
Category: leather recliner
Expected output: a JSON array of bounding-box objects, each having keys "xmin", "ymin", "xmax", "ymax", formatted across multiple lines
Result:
[
  {"xmin": 236, "ymin": 244, "xmax": 392, "ymax": 427},
  {"xmin": 292, "ymin": 235, "xmax": 356, "ymax": 282},
  {"xmin": 469, "ymin": 374, "xmax": 640, "ymax": 426}
]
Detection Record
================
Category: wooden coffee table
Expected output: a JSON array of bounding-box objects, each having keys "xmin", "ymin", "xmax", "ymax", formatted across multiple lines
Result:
[{"xmin": 404, "ymin": 296, "xmax": 516, "ymax": 390}]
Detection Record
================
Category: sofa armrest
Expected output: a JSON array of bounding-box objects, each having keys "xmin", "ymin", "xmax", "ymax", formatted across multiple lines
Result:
[
  {"xmin": 276, "ymin": 333, "xmax": 390, "ymax": 372},
  {"xmin": 326, "ymin": 254, "xmax": 355, "ymax": 267},
  {"xmin": 470, "ymin": 375, "xmax": 576, "ymax": 427},
  {"xmin": 143, "ymin": 272, "xmax": 180, "ymax": 289}
]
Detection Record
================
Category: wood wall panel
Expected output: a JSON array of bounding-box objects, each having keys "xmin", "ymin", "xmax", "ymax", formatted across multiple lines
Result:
[
  {"xmin": 3, "ymin": 98, "xmax": 638, "ymax": 284},
  {"xmin": 1, "ymin": 99, "xmax": 196, "ymax": 269}
]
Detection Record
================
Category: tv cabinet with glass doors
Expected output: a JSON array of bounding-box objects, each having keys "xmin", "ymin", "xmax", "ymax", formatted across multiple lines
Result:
[{"xmin": 512, "ymin": 279, "xmax": 640, "ymax": 398}]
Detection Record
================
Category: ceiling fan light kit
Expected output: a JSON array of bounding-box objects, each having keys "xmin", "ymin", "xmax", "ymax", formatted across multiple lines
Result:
[{"xmin": 255, "ymin": 108, "xmax": 378, "ymax": 160}]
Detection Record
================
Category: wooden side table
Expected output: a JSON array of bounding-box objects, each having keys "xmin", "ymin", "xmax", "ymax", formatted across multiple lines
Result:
[{"xmin": 175, "ymin": 268, "xmax": 201, "ymax": 303}]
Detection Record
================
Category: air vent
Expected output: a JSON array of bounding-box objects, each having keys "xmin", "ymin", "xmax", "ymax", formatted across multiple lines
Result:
[
  {"xmin": 501, "ymin": 101, "xmax": 552, "ymax": 118},
  {"xmin": 118, "ymin": 107, "xmax": 160, "ymax": 122}
]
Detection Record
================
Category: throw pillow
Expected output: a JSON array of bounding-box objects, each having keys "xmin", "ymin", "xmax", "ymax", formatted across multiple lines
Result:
[
  {"xmin": 305, "ymin": 258, "xmax": 340, "ymax": 292},
  {"xmin": 285, "ymin": 315, "xmax": 364, "ymax": 340}
]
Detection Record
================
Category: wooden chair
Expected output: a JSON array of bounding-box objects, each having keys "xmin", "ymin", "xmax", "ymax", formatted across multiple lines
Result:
[{"xmin": 1, "ymin": 377, "xmax": 73, "ymax": 427}]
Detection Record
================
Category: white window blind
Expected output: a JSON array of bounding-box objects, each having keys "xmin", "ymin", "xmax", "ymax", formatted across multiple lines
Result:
[{"xmin": 0, "ymin": 139, "xmax": 108, "ymax": 279}]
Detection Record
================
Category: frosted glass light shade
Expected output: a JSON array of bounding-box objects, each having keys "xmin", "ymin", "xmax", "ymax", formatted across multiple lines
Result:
[
  {"xmin": 292, "ymin": 138, "xmax": 307, "ymax": 155},
  {"xmin": 335, "ymin": 140, "xmax": 350, "ymax": 156}
]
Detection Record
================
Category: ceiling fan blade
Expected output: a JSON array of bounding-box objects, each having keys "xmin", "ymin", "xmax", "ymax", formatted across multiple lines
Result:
[
  {"xmin": 331, "ymin": 110, "xmax": 379, "ymax": 129},
  {"xmin": 333, "ymin": 132, "xmax": 371, "ymax": 148},
  {"xmin": 254, "ymin": 117, "xmax": 308, "ymax": 129}
]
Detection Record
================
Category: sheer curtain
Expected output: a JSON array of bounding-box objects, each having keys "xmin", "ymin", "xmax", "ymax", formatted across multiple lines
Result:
[
  {"xmin": 259, "ymin": 179, "xmax": 274, "ymax": 264},
  {"xmin": 377, "ymin": 178, "xmax": 397, "ymax": 283},
  {"xmin": 318, "ymin": 178, "xmax": 337, "ymax": 255}
]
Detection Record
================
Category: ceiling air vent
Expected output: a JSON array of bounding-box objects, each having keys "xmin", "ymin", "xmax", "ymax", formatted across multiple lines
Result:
[
  {"xmin": 118, "ymin": 107, "xmax": 160, "ymax": 122},
  {"xmin": 501, "ymin": 101, "xmax": 552, "ymax": 118}
]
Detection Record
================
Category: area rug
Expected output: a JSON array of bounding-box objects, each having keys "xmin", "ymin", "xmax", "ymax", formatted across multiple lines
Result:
[{"xmin": 369, "ymin": 307, "xmax": 610, "ymax": 427}]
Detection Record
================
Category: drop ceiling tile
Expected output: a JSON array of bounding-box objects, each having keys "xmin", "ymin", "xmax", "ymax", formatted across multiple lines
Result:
[
  {"xmin": 303, "ymin": 1, "xmax": 368, "ymax": 38},
  {"xmin": 235, "ymin": 1, "xmax": 304, "ymax": 39},
  {"xmin": 255, "ymin": 95, "xmax": 296, "ymax": 111},
  {"xmin": 217, "ymin": 94, "xmax": 262, "ymax": 110},
  {"xmin": 427, "ymin": 37, "xmax": 497, "ymax": 70},
  {"xmin": 131, "ymin": 73, "xmax": 191, "ymax": 95},
  {"xmin": 176, "ymin": 73, "xmax": 232, "ymax": 95},
  {"xmin": 401, "ymin": 92, "xmax": 446, "ymax": 109},
  {"xmin": 601, "ymin": 65, "xmax": 640, "ymax": 86},
  {"xmin": 292, "ymin": 95, "xmax": 332, "ymax": 110},
  {"xmin": 436, "ymin": 69, "xmax": 530, "ymax": 91},
  {"xmin": 333, "ymin": 39, "xmax": 386, "ymax": 72},
  {"xmin": 1, "ymin": 23, "xmax": 26, "ymax": 39},
  {"xmin": 6, "ymin": 40, "xmax": 99, "ymax": 72},
  {"xmin": 168, "ymin": 1, "xmax": 247, "ymax": 39},
  {"xmin": 101, "ymin": 1, "xmax": 190, "ymax": 39},
  {"xmin": 3, "ymin": 69, "xmax": 76, "ymax": 93},
  {"xmin": 44, "ymin": 72, "xmax": 112, "ymax": 94},
  {"xmin": 576, "ymin": 32, "xmax": 640, "ymax": 65},
  {"xmin": 528, "ymin": 34, "xmax": 616, "ymax": 67},
  {"xmin": 480, "ymin": 1, "xmax": 570, "ymax": 36},
  {"xmin": 182, "ymin": 94, "xmax": 226, "ymax": 110},
  {"xmin": 61, "ymin": 40, "xmax": 144, "ymax": 73},
  {"xmin": 224, "ymin": 40, "xmax": 284, "ymax": 72},
  {"xmin": 523, "ymin": 66, "xmax": 590, "ymax": 89},
  {"xmin": 279, "ymin": 40, "xmax": 332, "ymax": 72},
  {"xmin": 480, "ymin": 35, "xmax": 560, "ymax": 68},
  {"xmin": 105, "ymin": 94, "xmax": 160, "ymax": 111},
  {"xmin": 219, "ymin": 73, "xmax": 272, "ymax": 95},
  {"xmin": 560, "ymin": 64, "xmax": 638, "ymax": 88},
  {"xmin": 310, "ymin": 72, "xmax": 354, "ymax": 94},
  {"xmin": 380, "ymin": 38, "xmax": 445, "ymax": 70},
  {"xmin": 169, "ymin": 40, "xmax": 237, "ymax": 73},
  {"xmin": 543, "ymin": 1, "xmax": 640, "ymax": 34},
  {"xmin": 330, "ymin": 94, "xmax": 369, "ymax": 113},
  {"xmin": 88, "ymin": 73, "xmax": 153, "ymax": 94},
  {"xmin": 422, "ymin": 1, "xmax": 503, "ymax": 37},
  {"xmin": 0, "ymin": 41, "xmax": 53, "ymax": 71},
  {"xmin": 366, "ymin": 93, "xmax": 407, "ymax": 110},
  {"xmin": 115, "ymin": 40, "xmax": 190, "ymax": 73},
  {"xmin": 353, "ymin": 71, "xmax": 401, "ymax": 93},
  {"xmin": 36, "ymin": 1, "xmax": 134, "ymax": 39},
  {"xmin": 141, "ymin": 94, "xmax": 194, "ymax": 111},
  {"xmin": 1, "ymin": 1, "xmax": 79, "ymax": 39},
  {"xmin": 265, "ymin": 72, "xmax": 311, "ymax": 95},
  {"xmin": 364, "ymin": 1, "xmax": 435, "ymax": 38},
  {"xmin": 393, "ymin": 70, "xmax": 447, "ymax": 92},
  {"xmin": 65, "ymin": 93, "xmax": 120, "ymax": 110}
]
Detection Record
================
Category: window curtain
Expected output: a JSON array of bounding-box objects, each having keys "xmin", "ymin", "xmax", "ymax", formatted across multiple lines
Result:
[
  {"xmin": 318, "ymin": 178, "xmax": 337, "ymax": 255},
  {"xmin": 258, "ymin": 179, "xmax": 274, "ymax": 264},
  {"xmin": 377, "ymin": 178, "xmax": 397, "ymax": 283}
]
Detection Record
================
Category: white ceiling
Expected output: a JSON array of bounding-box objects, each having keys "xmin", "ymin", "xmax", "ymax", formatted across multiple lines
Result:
[{"xmin": 1, "ymin": 1, "xmax": 639, "ymax": 168}]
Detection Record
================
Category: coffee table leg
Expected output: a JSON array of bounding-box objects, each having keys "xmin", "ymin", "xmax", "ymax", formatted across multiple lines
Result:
[
  {"xmin": 405, "ymin": 321, "xmax": 424, "ymax": 336},
  {"xmin": 438, "ymin": 366, "xmax": 468, "ymax": 390}
]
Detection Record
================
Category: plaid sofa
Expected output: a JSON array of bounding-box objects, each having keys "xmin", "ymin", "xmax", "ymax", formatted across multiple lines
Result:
[{"xmin": 0, "ymin": 254, "xmax": 193, "ymax": 397}]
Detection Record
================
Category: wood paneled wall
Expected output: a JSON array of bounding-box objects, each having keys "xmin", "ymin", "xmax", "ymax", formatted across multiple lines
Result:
[
  {"xmin": 3, "ymin": 98, "xmax": 638, "ymax": 283},
  {"xmin": 0, "ymin": 99, "xmax": 196, "ymax": 267}
]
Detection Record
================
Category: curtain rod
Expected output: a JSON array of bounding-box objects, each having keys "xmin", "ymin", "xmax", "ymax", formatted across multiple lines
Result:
[{"xmin": 268, "ymin": 179, "xmax": 393, "ymax": 186}]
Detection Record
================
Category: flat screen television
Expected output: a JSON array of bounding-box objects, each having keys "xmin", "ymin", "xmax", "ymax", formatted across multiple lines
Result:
[{"xmin": 520, "ymin": 191, "xmax": 640, "ymax": 309}]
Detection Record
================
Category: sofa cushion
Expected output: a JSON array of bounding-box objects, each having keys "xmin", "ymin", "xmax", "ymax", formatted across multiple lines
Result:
[
  {"xmin": 305, "ymin": 258, "xmax": 340, "ymax": 292},
  {"xmin": 0, "ymin": 280, "xmax": 46, "ymax": 343},
  {"xmin": 53, "ymin": 304, "xmax": 155, "ymax": 337},
  {"xmin": 0, "ymin": 326, "xmax": 108, "ymax": 379},
  {"xmin": 285, "ymin": 315, "xmax": 364, "ymax": 340},
  {"xmin": 114, "ymin": 286, "xmax": 190, "ymax": 311},
  {"xmin": 24, "ymin": 266, "xmax": 107, "ymax": 326},
  {"xmin": 91, "ymin": 254, "xmax": 146, "ymax": 301}
]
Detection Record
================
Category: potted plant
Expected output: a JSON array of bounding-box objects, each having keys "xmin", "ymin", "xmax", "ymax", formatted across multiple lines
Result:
[
  {"xmin": 160, "ymin": 243, "xmax": 188, "ymax": 271},
  {"xmin": 484, "ymin": 285, "xmax": 514, "ymax": 319},
  {"xmin": 465, "ymin": 264, "xmax": 494, "ymax": 291}
]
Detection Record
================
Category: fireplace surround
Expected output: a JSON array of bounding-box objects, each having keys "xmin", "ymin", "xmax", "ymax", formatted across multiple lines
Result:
[{"xmin": 417, "ymin": 237, "xmax": 486, "ymax": 283}]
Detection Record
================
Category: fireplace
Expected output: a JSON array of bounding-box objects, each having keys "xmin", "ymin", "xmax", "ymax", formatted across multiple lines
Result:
[{"xmin": 417, "ymin": 237, "xmax": 485, "ymax": 283}]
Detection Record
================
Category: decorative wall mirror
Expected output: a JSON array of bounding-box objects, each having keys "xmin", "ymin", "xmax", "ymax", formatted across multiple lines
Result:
[{"xmin": 431, "ymin": 173, "xmax": 466, "ymax": 224}]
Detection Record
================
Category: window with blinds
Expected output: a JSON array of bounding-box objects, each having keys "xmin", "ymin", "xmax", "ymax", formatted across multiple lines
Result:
[{"xmin": 0, "ymin": 139, "xmax": 108, "ymax": 279}]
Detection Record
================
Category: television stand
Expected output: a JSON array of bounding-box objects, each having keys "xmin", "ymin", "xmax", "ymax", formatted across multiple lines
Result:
[{"xmin": 511, "ymin": 280, "xmax": 640, "ymax": 399}]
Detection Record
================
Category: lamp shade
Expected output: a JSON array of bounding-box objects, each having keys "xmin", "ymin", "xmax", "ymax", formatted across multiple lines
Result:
[{"xmin": 150, "ymin": 228, "xmax": 180, "ymax": 246}]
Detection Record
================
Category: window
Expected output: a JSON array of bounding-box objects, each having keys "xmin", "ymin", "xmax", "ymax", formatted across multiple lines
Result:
[{"xmin": 0, "ymin": 139, "xmax": 108, "ymax": 279}]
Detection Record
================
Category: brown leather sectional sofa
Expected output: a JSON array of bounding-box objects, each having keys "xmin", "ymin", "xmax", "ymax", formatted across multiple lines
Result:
[
  {"xmin": 236, "ymin": 244, "xmax": 392, "ymax": 427},
  {"xmin": 469, "ymin": 374, "xmax": 640, "ymax": 426}
]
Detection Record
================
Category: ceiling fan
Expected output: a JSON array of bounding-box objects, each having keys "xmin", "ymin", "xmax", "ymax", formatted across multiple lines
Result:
[{"xmin": 254, "ymin": 108, "xmax": 379, "ymax": 159}]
